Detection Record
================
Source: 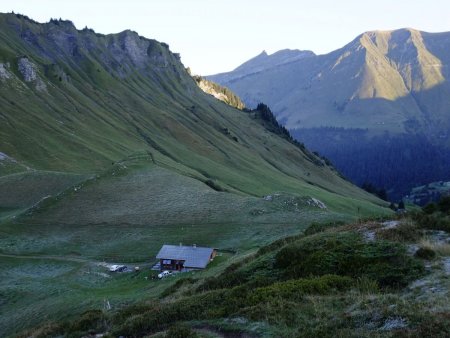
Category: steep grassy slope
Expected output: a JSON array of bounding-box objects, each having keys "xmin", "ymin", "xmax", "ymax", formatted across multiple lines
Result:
[{"xmin": 0, "ymin": 13, "xmax": 383, "ymax": 206}]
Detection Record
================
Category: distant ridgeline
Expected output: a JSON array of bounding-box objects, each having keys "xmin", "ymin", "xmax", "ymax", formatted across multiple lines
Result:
[{"xmin": 209, "ymin": 29, "xmax": 450, "ymax": 202}]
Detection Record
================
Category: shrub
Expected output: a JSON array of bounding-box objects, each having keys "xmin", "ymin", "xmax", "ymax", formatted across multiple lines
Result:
[
  {"xmin": 355, "ymin": 276, "xmax": 379, "ymax": 294},
  {"xmin": 377, "ymin": 221, "xmax": 421, "ymax": 242},
  {"xmin": 16, "ymin": 322, "xmax": 63, "ymax": 338},
  {"xmin": 237, "ymin": 299, "xmax": 299, "ymax": 325},
  {"xmin": 415, "ymin": 247, "xmax": 436, "ymax": 260},
  {"xmin": 113, "ymin": 290, "xmax": 226, "ymax": 337},
  {"xmin": 415, "ymin": 213, "xmax": 450, "ymax": 232},
  {"xmin": 275, "ymin": 232, "xmax": 424, "ymax": 288},
  {"xmin": 423, "ymin": 202, "xmax": 438, "ymax": 214},
  {"xmin": 256, "ymin": 233, "xmax": 305, "ymax": 256},
  {"xmin": 166, "ymin": 323, "xmax": 197, "ymax": 337},
  {"xmin": 67, "ymin": 310, "xmax": 107, "ymax": 335},
  {"xmin": 304, "ymin": 221, "xmax": 345, "ymax": 236},
  {"xmin": 113, "ymin": 303, "xmax": 155, "ymax": 323},
  {"xmin": 248, "ymin": 275, "xmax": 353, "ymax": 304},
  {"xmin": 397, "ymin": 312, "xmax": 450, "ymax": 337},
  {"xmin": 418, "ymin": 239, "xmax": 450, "ymax": 257},
  {"xmin": 197, "ymin": 270, "xmax": 247, "ymax": 292},
  {"xmin": 161, "ymin": 277, "xmax": 196, "ymax": 298},
  {"xmin": 197, "ymin": 254, "xmax": 274, "ymax": 292},
  {"xmin": 438, "ymin": 196, "xmax": 450, "ymax": 214}
]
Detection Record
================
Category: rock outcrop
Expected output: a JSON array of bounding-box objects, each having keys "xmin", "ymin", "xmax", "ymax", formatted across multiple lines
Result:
[
  {"xmin": 193, "ymin": 75, "xmax": 245, "ymax": 109},
  {"xmin": 0, "ymin": 63, "xmax": 11, "ymax": 79},
  {"xmin": 18, "ymin": 57, "xmax": 37, "ymax": 82}
]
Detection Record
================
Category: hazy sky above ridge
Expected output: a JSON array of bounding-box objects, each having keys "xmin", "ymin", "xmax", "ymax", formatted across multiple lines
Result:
[{"xmin": 2, "ymin": 0, "xmax": 449, "ymax": 75}]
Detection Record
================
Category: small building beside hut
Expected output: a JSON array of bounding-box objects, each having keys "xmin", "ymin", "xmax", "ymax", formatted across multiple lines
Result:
[{"xmin": 156, "ymin": 244, "xmax": 216, "ymax": 271}]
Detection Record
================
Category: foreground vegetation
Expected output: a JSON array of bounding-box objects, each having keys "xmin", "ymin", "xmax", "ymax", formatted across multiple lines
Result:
[{"xmin": 17, "ymin": 198, "xmax": 450, "ymax": 337}]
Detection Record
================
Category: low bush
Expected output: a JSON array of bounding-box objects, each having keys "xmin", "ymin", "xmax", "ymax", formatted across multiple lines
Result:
[
  {"xmin": 304, "ymin": 221, "xmax": 345, "ymax": 236},
  {"xmin": 415, "ymin": 247, "xmax": 436, "ymax": 260},
  {"xmin": 414, "ymin": 213, "xmax": 450, "ymax": 232},
  {"xmin": 275, "ymin": 232, "xmax": 424, "ymax": 288},
  {"xmin": 423, "ymin": 202, "xmax": 438, "ymax": 214},
  {"xmin": 397, "ymin": 312, "xmax": 450, "ymax": 337},
  {"xmin": 197, "ymin": 270, "xmax": 247, "ymax": 292},
  {"xmin": 197, "ymin": 253, "xmax": 276, "ymax": 292},
  {"xmin": 256, "ymin": 232, "xmax": 305, "ymax": 256},
  {"xmin": 248, "ymin": 275, "xmax": 353, "ymax": 304},
  {"xmin": 166, "ymin": 323, "xmax": 197, "ymax": 337},
  {"xmin": 237, "ymin": 299, "xmax": 300, "ymax": 325},
  {"xmin": 418, "ymin": 239, "xmax": 450, "ymax": 257},
  {"xmin": 113, "ymin": 303, "xmax": 155, "ymax": 323},
  {"xmin": 355, "ymin": 276, "xmax": 379, "ymax": 294},
  {"xmin": 113, "ymin": 290, "xmax": 226, "ymax": 337},
  {"xmin": 66, "ymin": 310, "xmax": 107, "ymax": 336},
  {"xmin": 161, "ymin": 277, "xmax": 196, "ymax": 298},
  {"xmin": 438, "ymin": 196, "xmax": 450, "ymax": 214},
  {"xmin": 377, "ymin": 221, "xmax": 421, "ymax": 242},
  {"xmin": 17, "ymin": 322, "xmax": 63, "ymax": 338}
]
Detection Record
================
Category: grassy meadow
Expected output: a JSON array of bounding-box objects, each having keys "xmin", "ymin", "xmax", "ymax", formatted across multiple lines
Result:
[{"xmin": 0, "ymin": 155, "xmax": 390, "ymax": 336}]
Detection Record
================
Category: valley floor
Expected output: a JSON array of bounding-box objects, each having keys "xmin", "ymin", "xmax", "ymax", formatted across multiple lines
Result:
[
  {"xmin": 0, "ymin": 154, "xmax": 390, "ymax": 337},
  {"xmin": 7, "ymin": 214, "xmax": 450, "ymax": 338}
]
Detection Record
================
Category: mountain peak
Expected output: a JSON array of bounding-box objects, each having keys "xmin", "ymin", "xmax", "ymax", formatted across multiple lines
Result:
[{"xmin": 361, "ymin": 28, "xmax": 420, "ymax": 37}]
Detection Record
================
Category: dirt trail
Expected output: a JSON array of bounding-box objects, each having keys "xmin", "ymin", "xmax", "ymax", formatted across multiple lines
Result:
[
  {"xmin": 0, "ymin": 252, "xmax": 97, "ymax": 263},
  {"xmin": 0, "ymin": 253, "xmax": 152, "ymax": 270}
]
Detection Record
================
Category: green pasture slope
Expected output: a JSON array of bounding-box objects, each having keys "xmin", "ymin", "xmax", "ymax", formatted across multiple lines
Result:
[
  {"xmin": 0, "ymin": 13, "xmax": 389, "ymax": 336},
  {"xmin": 0, "ymin": 157, "xmax": 389, "ymax": 337}
]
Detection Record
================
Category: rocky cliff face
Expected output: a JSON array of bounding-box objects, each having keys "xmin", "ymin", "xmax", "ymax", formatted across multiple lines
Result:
[
  {"xmin": 193, "ymin": 75, "xmax": 245, "ymax": 109},
  {"xmin": 1, "ymin": 14, "xmax": 188, "ymax": 86},
  {"xmin": 0, "ymin": 62, "xmax": 11, "ymax": 79},
  {"xmin": 18, "ymin": 57, "xmax": 37, "ymax": 81}
]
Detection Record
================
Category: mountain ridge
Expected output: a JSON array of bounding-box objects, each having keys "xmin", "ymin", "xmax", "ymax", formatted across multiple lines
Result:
[
  {"xmin": 209, "ymin": 28, "xmax": 450, "ymax": 198},
  {"xmin": 0, "ymin": 12, "xmax": 384, "ymax": 207},
  {"xmin": 209, "ymin": 27, "xmax": 450, "ymax": 133}
]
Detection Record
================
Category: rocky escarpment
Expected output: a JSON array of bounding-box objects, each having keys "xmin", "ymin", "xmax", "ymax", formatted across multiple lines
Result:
[
  {"xmin": 193, "ymin": 75, "xmax": 245, "ymax": 109},
  {"xmin": 0, "ymin": 62, "xmax": 11, "ymax": 79},
  {"xmin": 2, "ymin": 14, "xmax": 187, "ymax": 83},
  {"xmin": 18, "ymin": 57, "xmax": 37, "ymax": 81},
  {"xmin": 17, "ymin": 57, "xmax": 47, "ymax": 91}
]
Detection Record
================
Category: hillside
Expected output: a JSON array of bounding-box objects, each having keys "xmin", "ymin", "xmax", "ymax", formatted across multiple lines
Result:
[
  {"xmin": 0, "ymin": 13, "xmax": 389, "ymax": 337},
  {"xmin": 209, "ymin": 29, "xmax": 450, "ymax": 199},
  {"xmin": 21, "ymin": 211, "xmax": 450, "ymax": 337},
  {"xmin": 0, "ymin": 13, "xmax": 386, "ymax": 210}
]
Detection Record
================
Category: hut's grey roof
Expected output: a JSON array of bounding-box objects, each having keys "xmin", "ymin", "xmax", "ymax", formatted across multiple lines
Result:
[{"xmin": 156, "ymin": 245, "xmax": 214, "ymax": 269}]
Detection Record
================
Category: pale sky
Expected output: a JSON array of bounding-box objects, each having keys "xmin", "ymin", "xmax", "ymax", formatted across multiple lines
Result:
[{"xmin": 2, "ymin": 1, "xmax": 450, "ymax": 75}]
